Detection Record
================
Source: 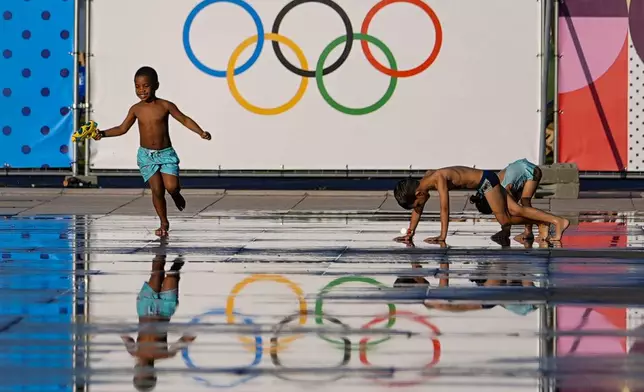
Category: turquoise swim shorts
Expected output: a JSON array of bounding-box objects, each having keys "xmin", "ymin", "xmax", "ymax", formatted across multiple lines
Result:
[
  {"xmin": 136, "ymin": 146, "xmax": 180, "ymax": 183},
  {"xmin": 501, "ymin": 303, "xmax": 538, "ymax": 316},
  {"xmin": 136, "ymin": 282, "xmax": 178, "ymax": 318},
  {"xmin": 501, "ymin": 158, "xmax": 537, "ymax": 190}
]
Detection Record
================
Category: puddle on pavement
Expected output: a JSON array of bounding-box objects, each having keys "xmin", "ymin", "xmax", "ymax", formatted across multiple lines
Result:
[{"xmin": 1, "ymin": 213, "xmax": 643, "ymax": 391}]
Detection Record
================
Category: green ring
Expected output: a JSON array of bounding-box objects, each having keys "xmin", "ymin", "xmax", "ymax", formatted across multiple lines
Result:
[
  {"xmin": 316, "ymin": 33, "xmax": 398, "ymax": 115},
  {"xmin": 315, "ymin": 276, "xmax": 396, "ymax": 349}
]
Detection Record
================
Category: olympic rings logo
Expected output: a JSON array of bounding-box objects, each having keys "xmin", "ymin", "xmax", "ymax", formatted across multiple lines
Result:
[
  {"xmin": 182, "ymin": 0, "xmax": 443, "ymax": 116},
  {"xmin": 182, "ymin": 274, "xmax": 442, "ymax": 388}
]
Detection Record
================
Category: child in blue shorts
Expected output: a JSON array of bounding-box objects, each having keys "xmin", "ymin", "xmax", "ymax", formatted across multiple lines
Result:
[
  {"xmin": 120, "ymin": 243, "xmax": 195, "ymax": 391},
  {"xmin": 393, "ymin": 166, "xmax": 569, "ymax": 243},
  {"xmin": 470, "ymin": 159, "xmax": 544, "ymax": 241},
  {"xmin": 93, "ymin": 66, "xmax": 211, "ymax": 236}
]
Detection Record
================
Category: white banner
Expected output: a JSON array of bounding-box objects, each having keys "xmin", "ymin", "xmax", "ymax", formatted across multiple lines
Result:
[{"xmin": 89, "ymin": 0, "xmax": 542, "ymax": 171}]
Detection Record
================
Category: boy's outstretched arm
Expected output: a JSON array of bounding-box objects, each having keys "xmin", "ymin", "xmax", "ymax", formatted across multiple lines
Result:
[
  {"xmin": 120, "ymin": 335, "xmax": 137, "ymax": 356},
  {"xmin": 165, "ymin": 101, "xmax": 211, "ymax": 140},
  {"xmin": 407, "ymin": 206, "xmax": 423, "ymax": 237},
  {"xmin": 168, "ymin": 335, "xmax": 197, "ymax": 357},
  {"xmin": 97, "ymin": 107, "xmax": 136, "ymax": 139},
  {"xmin": 394, "ymin": 202, "xmax": 424, "ymax": 243},
  {"xmin": 425, "ymin": 173, "xmax": 449, "ymax": 242}
]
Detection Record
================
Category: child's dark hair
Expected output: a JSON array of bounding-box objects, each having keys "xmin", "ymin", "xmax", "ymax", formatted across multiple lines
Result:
[
  {"xmin": 135, "ymin": 66, "xmax": 159, "ymax": 85},
  {"xmin": 394, "ymin": 178, "xmax": 420, "ymax": 210},
  {"xmin": 393, "ymin": 277, "xmax": 429, "ymax": 287},
  {"xmin": 133, "ymin": 361, "xmax": 157, "ymax": 391},
  {"xmin": 133, "ymin": 376, "xmax": 157, "ymax": 392},
  {"xmin": 469, "ymin": 193, "xmax": 492, "ymax": 214}
]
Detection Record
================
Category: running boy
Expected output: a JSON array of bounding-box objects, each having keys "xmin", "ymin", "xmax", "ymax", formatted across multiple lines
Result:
[
  {"xmin": 93, "ymin": 66, "xmax": 211, "ymax": 236},
  {"xmin": 121, "ymin": 242, "xmax": 195, "ymax": 391},
  {"xmin": 471, "ymin": 158, "xmax": 542, "ymax": 241},
  {"xmin": 393, "ymin": 166, "xmax": 569, "ymax": 243}
]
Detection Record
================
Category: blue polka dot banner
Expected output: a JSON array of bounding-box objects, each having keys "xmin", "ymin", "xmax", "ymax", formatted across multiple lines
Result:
[
  {"xmin": 0, "ymin": 217, "xmax": 74, "ymax": 390},
  {"xmin": 1, "ymin": 0, "xmax": 74, "ymax": 170}
]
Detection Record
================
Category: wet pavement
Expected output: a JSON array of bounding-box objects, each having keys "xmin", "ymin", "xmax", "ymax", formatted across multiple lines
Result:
[{"xmin": 1, "ymin": 191, "xmax": 644, "ymax": 391}]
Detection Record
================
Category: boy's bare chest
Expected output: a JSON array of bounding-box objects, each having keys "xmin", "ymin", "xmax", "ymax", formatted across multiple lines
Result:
[
  {"xmin": 444, "ymin": 178, "xmax": 472, "ymax": 190},
  {"xmin": 136, "ymin": 107, "xmax": 169, "ymax": 123}
]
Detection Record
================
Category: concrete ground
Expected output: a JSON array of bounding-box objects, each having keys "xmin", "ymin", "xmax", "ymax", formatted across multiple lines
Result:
[
  {"xmin": 2, "ymin": 187, "xmax": 644, "ymax": 391},
  {"xmin": 0, "ymin": 188, "xmax": 642, "ymax": 217}
]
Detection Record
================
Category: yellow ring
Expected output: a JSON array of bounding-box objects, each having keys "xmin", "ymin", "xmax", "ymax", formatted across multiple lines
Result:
[
  {"xmin": 226, "ymin": 274, "xmax": 307, "ymax": 353},
  {"xmin": 227, "ymin": 33, "xmax": 309, "ymax": 115}
]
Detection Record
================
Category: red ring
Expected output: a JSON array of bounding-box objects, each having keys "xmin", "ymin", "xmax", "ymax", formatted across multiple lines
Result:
[
  {"xmin": 360, "ymin": 0, "xmax": 443, "ymax": 78},
  {"xmin": 359, "ymin": 310, "xmax": 441, "ymax": 387}
]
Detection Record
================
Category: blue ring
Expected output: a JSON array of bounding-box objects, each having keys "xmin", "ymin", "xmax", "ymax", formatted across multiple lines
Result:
[
  {"xmin": 182, "ymin": 308, "xmax": 263, "ymax": 388},
  {"xmin": 183, "ymin": 0, "xmax": 265, "ymax": 78}
]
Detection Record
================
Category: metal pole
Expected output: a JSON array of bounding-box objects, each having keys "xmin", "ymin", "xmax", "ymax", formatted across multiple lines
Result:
[
  {"xmin": 84, "ymin": 215, "xmax": 91, "ymax": 392},
  {"xmin": 550, "ymin": 303, "xmax": 557, "ymax": 391},
  {"xmin": 539, "ymin": 305, "xmax": 548, "ymax": 392},
  {"xmin": 71, "ymin": 215, "xmax": 78, "ymax": 389},
  {"xmin": 538, "ymin": 261, "xmax": 555, "ymax": 392},
  {"xmin": 83, "ymin": 0, "xmax": 91, "ymax": 177},
  {"xmin": 72, "ymin": 0, "xmax": 80, "ymax": 176},
  {"xmin": 553, "ymin": 0, "xmax": 560, "ymax": 164},
  {"xmin": 539, "ymin": 0, "xmax": 553, "ymax": 166}
]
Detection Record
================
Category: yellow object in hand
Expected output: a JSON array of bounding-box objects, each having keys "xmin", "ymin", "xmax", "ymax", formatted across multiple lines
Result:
[{"xmin": 72, "ymin": 121, "xmax": 99, "ymax": 142}]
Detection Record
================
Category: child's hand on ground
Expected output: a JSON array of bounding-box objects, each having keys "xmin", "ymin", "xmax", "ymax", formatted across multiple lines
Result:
[
  {"xmin": 393, "ymin": 234, "xmax": 413, "ymax": 244},
  {"xmin": 393, "ymin": 228, "xmax": 415, "ymax": 243},
  {"xmin": 201, "ymin": 131, "xmax": 212, "ymax": 140}
]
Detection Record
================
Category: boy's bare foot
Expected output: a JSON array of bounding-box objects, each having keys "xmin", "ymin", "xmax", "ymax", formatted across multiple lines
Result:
[
  {"xmin": 490, "ymin": 227, "xmax": 510, "ymax": 246},
  {"xmin": 514, "ymin": 231, "xmax": 534, "ymax": 242},
  {"xmin": 537, "ymin": 224, "xmax": 550, "ymax": 240},
  {"xmin": 491, "ymin": 234, "xmax": 511, "ymax": 247},
  {"xmin": 155, "ymin": 222, "xmax": 169, "ymax": 237},
  {"xmin": 171, "ymin": 192, "xmax": 186, "ymax": 211},
  {"xmin": 491, "ymin": 228, "xmax": 510, "ymax": 242},
  {"xmin": 551, "ymin": 218, "xmax": 570, "ymax": 241}
]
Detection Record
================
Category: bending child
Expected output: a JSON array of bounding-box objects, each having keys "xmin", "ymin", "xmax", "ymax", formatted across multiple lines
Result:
[
  {"xmin": 423, "ymin": 260, "xmax": 538, "ymax": 316},
  {"xmin": 93, "ymin": 66, "xmax": 211, "ymax": 236},
  {"xmin": 393, "ymin": 166, "xmax": 569, "ymax": 243},
  {"xmin": 470, "ymin": 158, "xmax": 542, "ymax": 241}
]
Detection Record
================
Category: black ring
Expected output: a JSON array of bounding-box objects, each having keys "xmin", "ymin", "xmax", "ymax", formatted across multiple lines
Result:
[
  {"xmin": 270, "ymin": 311, "xmax": 351, "ymax": 382},
  {"xmin": 271, "ymin": 0, "xmax": 353, "ymax": 78}
]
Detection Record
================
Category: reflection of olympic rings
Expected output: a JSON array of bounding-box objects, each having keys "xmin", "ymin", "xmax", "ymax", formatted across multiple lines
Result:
[
  {"xmin": 183, "ymin": 0, "xmax": 442, "ymax": 115},
  {"xmin": 359, "ymin": 311, "xmax": 441, "ymax": 387},
  {"xmin": 315, "ymin": 276, "xmax": 397, "ymax": 348},
  {"xmin": 226, "ymin": 274, "xmax": 306, "ymax": 353},
  {"xmin": 181, "ymin": 308, "xmax": 263, "ymax": 388},
  {"xmin": 183, "ymin": 275, "xmax": 443, "ymax": 388},
  {"xmin": 270, "ymin": 311, "xmax": 351, "ymax": 383}
]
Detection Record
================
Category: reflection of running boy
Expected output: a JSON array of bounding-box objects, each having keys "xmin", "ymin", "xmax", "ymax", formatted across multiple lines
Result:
[
  {"xmin": 393, "ymin": 166, "xmax": 569, "ymax": 243},
  {"xmin": 471, "ymin": 159, "xmax": 543, "ymax": 241},
  {"xmin": 120, "ymin": 246, "xmax": 195, "ymax": 391},
  {"xmin": 92, "ymin": 66, "xmax": 211, "ymax": 236}
]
